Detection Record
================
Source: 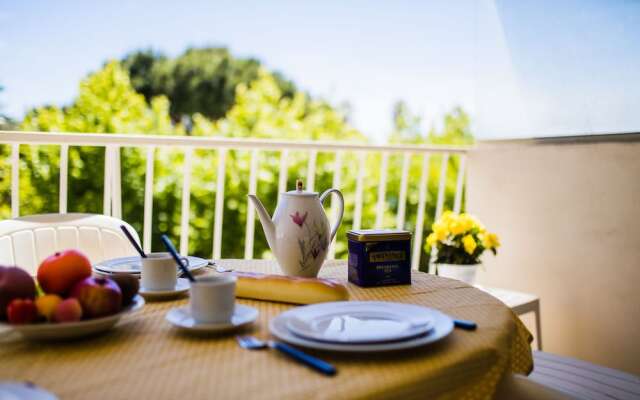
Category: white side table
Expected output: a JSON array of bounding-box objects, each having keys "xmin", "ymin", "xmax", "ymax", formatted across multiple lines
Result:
[{"xmin": 475, "ymin": 285, "xmax": 542, "ymax": 350}]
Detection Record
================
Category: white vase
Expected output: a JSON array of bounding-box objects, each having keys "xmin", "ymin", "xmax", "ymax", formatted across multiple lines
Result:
[{"xmin": 436, "ymin": 263, "xmax": 479, "ymax": 285}]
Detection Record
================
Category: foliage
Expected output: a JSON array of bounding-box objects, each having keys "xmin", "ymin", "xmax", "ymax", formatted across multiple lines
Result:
[
  {"xmin": 122, "ymin": 47, "xmax": 296, "ymax": 122},
  {"xmin": 2, "ymin": 55, "xmax": 473, "ymax": 271},
  {"xmin": 0, "ymin": 85, "xmax": 17, "ymax": 130},
  {"xmin": 426, "ymin": 211, "xmax": 499, "ymax": 265}
]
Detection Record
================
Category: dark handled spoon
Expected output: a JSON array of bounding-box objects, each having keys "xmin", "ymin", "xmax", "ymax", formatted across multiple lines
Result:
[
  {"xmin": 160, "ymin": 234, "xmax": 196, "ymax": 282},
  {"xmin": 120, "ymin": 225, "xmax": 146, "ymax": 258}
]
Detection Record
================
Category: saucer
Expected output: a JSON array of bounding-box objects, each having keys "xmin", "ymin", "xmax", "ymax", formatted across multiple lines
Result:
[
  {"xmin": 166, "ymin": 304, "xmax": 259, "ymax": 332},
  {"xmin": 140, "ymin": 278, "xmax": 190, "ymax": 300}
]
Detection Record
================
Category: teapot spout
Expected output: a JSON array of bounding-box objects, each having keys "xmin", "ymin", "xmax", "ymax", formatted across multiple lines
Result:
[{"xmin": 248, "ymin": 194, "xmax": 276, "ymax": 252}]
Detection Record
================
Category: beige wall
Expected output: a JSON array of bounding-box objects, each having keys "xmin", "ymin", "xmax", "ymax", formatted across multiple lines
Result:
[{"xmin": 467, "ymin": 135, "xmax": 640, "ymax": 375}]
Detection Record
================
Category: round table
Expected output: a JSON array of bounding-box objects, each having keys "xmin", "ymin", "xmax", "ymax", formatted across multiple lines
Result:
[{"xmin": 0, "ymin": 260, "xmax": 533, "ymax": 400}]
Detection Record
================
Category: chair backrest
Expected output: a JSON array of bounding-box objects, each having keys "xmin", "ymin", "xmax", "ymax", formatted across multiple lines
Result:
[{"xmin": 0, "ymin": 213, "xmax": 141, "ymax": 275}]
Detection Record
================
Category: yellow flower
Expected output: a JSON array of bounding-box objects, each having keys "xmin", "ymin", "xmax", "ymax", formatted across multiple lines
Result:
[
  {"xmin": 450, "ymin": 213, "xmax": 474, "ymax": 235},
  {"xmin": 482, "ymin": 232, "xmax": 500, "ymax": 249},
  {"xmin": 462, "ymin": 234, "xmax": 477, "ymax": 255},
  {"xmin": 441, "ymin": 210, "xmax": 455, "ymax": 223},
  {"xmin": 426, "ymin": 233, "xmax": 437, "ymax": 247},
  {"xmin": 470, "ymin": 215, "xmax": 485, "ymax": 232},
  {"xmin": 432, "ymin": 222, "xmax": 449, "ymax": 241}
]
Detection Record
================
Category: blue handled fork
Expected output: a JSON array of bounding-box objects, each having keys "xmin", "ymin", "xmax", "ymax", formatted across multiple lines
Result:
[{"xmin": 236, "ymin": 335, "xmax": 337, "ymax": 376}]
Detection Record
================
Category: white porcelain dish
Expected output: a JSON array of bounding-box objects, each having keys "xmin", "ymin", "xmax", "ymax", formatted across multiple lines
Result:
[
  {"xmin": 1, "ymin": 295, "xmax": 144, "ymax": 341},
  {"xmin": 270, "ymin": 305, "xmax": 453, "ymax": 352},
  {"xmin": 285, "ymin": 301, "xmax": 434, "ymax": 343},
  {"xmin": 166, "ymin": 304, "xmax": 258, "ymax": 333},
  {"xmin": 0, "ymin": 382, "xmax": 58, "ymax": 400},
  {"xmin": 140, "ymin": 278, "xmax": 190, "ymax": 300},
  {"xmin": 93, "ymin": 256, "xmax": 209, "ymax": 275}
]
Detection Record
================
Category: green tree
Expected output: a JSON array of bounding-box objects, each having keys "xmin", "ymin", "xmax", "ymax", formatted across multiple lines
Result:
[
  {"xmin": 122, "ymin": 47, "xmax": 296, "ymax": 122},
  {"xmin": 15, "ymin": 61, "xmax": 181, "ymax": 237},
  {"xmin": 5, "ymin": 57, "xmax": 472, "ymax": 271},
  {"xmin": 389, "ymin": 100, "xmax": 423, "ymax": 143},
  {"xmin": 0, "ymin": 85, "xmax": 17, "ymax": 130}
]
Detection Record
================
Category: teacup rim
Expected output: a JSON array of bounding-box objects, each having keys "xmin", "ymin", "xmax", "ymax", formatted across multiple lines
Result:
[{"xmin": 191, "ymin": 275, "xmax": 237, "ymax": 287}]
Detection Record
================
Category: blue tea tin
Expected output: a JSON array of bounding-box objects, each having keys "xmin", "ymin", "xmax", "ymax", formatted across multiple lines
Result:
[{"xmin": 347, "ymin": 229, "xmax": 412, "ymax": 287}]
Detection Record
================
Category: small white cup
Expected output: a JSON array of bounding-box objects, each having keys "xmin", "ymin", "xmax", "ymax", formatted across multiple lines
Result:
[
  {"xmin": 140, "ymin": 252, "xmax": 180, "ymax": 291},
  {"xmin": 190, "ymin": 275, "xmax": 237, "ymax": 324}
]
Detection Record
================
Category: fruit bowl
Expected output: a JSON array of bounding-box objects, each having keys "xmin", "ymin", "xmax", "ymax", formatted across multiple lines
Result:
[{"xmin": 0, "ymin": 295, "xmax": 144, "ymax": 341}]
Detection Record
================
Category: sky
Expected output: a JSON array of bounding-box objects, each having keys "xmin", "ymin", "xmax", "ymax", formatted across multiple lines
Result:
[{"xmin": 1, "ymin": 0, "xmax": 639, "ymax": 142}]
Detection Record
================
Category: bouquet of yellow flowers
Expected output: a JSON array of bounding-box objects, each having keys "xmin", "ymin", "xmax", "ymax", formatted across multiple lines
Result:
[{"xmin": 426, "ymin": 211, "xmax": 500, "ymax": 265}]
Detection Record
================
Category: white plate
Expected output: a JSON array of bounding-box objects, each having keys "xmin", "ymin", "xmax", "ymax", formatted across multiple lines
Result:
[
  {"xmin": 285, "ymin": 301, "xmax": 434, "ymax": 344},
  {"xmin": 0, "ymin": 382, "xmax": 58, "ymax": 400},
  {"xmin": 0, "ymin": 295, "xmax": 144, "ymax": 341},
  {"xmin": 140, "ymin": 278, "xmax": 190, "ymax": 300},
  {"xmin": 166, "ymin": 304, "xmax": 258, "ymax": 333},
  {"xmin": 93, "ymin": 256, "xmax": 209, "ymax": 275},
  {"xmin": 270, "ymin": 306, "xmax": 453, "ymax": 352}
]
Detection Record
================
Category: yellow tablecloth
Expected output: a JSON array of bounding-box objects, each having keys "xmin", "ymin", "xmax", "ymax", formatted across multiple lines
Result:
[{"xmin": 1, "ymin": 260, "xmax": 533, "ymax": 400}]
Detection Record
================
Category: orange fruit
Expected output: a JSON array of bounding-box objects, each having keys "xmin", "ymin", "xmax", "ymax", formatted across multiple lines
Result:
[{"xmin": 37, "ymin": 249, "xmax": 92, "ymax": 296}]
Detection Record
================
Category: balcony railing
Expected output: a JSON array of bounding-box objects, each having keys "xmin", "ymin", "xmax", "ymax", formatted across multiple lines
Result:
[{"xmin": 0, "ymin": 131, "xmax": 470, "ymax": 271}]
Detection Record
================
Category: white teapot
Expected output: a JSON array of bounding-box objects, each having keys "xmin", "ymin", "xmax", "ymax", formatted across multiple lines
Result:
[{"xmin": 248, "ymin": 180, "xmax": 344, "ymax": 277}]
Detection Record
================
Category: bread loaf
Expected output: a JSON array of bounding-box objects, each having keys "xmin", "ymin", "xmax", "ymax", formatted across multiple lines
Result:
[{"xmin": 231, "ymin": 271, "xmax": 349, "ymax": 304}]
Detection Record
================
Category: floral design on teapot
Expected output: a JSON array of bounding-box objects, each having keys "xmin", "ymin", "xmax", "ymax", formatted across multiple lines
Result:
[
  {"xmin": 290, "ymin": 211, "xmax": 308, "ymax": 227},
  {"xmin": 294, "ymin": 214, "xmax": 329, "ymax": 271}
]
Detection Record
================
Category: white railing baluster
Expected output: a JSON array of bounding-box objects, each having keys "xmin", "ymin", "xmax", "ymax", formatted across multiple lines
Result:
[
  {"xmin": 244, "ymin": 149, "xmax": 259, "ymax": 260},
  {"xmin": 111, "ymin": 146, "xmax": 122, "ymax": 219},
  {"xmin": 143, "ymin": 146, "xmax": 155, "ymax": 253},
  {"xmin": 103, "ymin": 146, "xmax": 112, "ymax": 216},
  {"xmin": 212, "ymin": 148, "xmax": 227, "ymax": 260},
  {"xmin": 396, "ymin": 152, "xmax": 411, "ymax": 230},
  {"xmin": 453, "ymin": 154, "xmax": 466, "ymax": 213},
  {"xmin": 306, "ymin": 149, "xmax": 317, "ymax": 191},
  {"xmin": 411, "ymin": 154, "xmax": 431, "ymax": 270},
  {"xmin": 353, "ymin": 152, "xmax": 366, "ymax": 230},
  {"xmin": 375, "ymin": 152, "xmax": 389, "ymax": 228},
  {"xmin": 328, "ymin": 151, "xmax": 343, "ymax": 259},
  {"xmin": 434, "ymin": 153, "xmax": 450, "ymax": 220},
  {"xmin": 278, "ymin": 149, "xmax": 288, "ymax": 194},
  {"xmin": 59, "ymin": 144, "xmax": 68, "ymax": 213},
  {"xmin": 179, "ymin": 148, "xmax": 193, "ymax": 255},
  {"xmin": 428, "ymin": 153, "xmax": 450, "ymax": 274},
  {"xmin": 10, "ymin": 144, "xmax": 19, "ymax": 218}
]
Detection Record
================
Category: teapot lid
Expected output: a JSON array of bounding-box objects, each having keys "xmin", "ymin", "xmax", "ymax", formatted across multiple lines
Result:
[{"xmin": 283, "ymin": 179, "xmax": 318, "ymax": 197}]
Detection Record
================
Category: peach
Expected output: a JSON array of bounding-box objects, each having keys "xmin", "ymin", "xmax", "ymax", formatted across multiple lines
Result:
[
  {"xmin": 7, "ymin": 298, "xmax": 39, "ymax": 324},
  {"xmin": 0, "ymin": 266, "xmax": 36, "ymax": 319},
  {"xmin": 53, "ymin": 298, "xmax": 83, "ymax": 323},
  {"xmin": 35, "ymin": 294, "xmax": 63, "ymax": 321},
  {"xmin": 37, "ymin": 249, "xmax": 92, "ymax": 296}
]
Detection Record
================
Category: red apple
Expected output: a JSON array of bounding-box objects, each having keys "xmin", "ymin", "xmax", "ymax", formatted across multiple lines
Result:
[
  {"xmin": 70, "ymin": 277, "xmax": 122, "ymax": 318},
  {"xmin": 7, "ymin": 298, "xmax": 38, "ymax": 324},
  {"xmin": 0, "ymin": 266, "xmax": 36, "ymax": 319},
  {"xmin": 37, "ymin": 249, "xmax": 92, "ymax": 296},
  {"xmin": 53, "ymin": 298, "xmax": 83, "ymax": 323}
]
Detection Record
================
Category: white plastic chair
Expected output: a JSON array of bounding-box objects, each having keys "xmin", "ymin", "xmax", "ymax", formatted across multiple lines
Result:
[{"xmin": 0, "ymin": 213, "xmax": 141, "ymax": 275}]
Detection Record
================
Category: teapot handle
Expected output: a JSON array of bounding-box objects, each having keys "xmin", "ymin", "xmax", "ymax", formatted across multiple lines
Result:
[{"xmin": 319, "ymin": 188, "xmax": 344, "ymax": 243}]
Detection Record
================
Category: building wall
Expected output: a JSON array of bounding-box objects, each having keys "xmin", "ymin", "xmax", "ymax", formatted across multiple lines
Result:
[{"xmin": 467, "ymin": 135, "xmax": 640, "ymax": 375}]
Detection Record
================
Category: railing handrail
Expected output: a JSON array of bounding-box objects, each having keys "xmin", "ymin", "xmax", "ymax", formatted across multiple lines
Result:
[{"xmin": 0, "ymin": 131, "xmax": 471, "ymax": 154}]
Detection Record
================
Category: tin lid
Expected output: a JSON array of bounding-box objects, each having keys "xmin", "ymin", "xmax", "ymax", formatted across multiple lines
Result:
[{"xmin": 347, "ymin": 229, "xmax": 412, "ymax": 242}]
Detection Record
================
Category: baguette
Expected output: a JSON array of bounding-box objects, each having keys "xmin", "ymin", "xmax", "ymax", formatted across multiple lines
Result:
[{"xmin": 230, "ymin": 271, "xmax": 349, "ymax": 304}]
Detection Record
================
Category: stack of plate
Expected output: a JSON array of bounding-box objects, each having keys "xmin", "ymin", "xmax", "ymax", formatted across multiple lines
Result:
[
  {"xmin": 269, "ymin": 301, "xmax": 454, "ymax": 352},
  {"xmin": 93, "ymin": 256, "xmax": 210, "ymax": 277}
]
